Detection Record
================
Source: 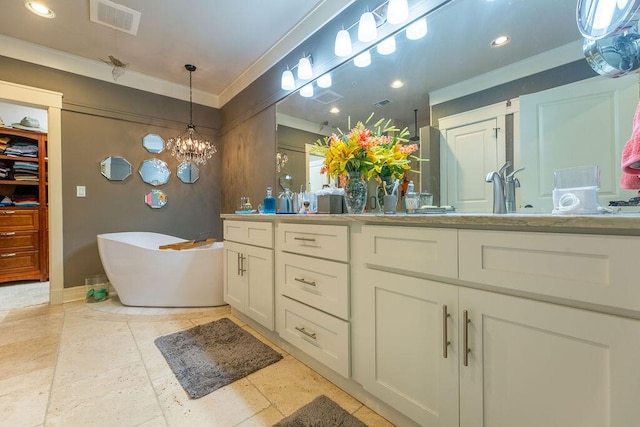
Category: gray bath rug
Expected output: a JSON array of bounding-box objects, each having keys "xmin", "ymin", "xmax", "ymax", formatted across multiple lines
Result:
[
  {"xmin": 273, "ymin": 395, "xmax": 367, "ymax": 427},
  {"xmin": 154, "ymin": 317, "xmax": 282, "ymax": 399}
]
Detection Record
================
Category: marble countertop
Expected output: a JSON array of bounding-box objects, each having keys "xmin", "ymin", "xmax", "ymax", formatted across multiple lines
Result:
[{"xmin": 221, "ymin": 212, "xmax": 640, "ymax": 235}]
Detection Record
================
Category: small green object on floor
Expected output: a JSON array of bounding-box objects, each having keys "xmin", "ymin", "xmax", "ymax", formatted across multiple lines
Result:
[{"xmin": 86, "ymin": 287, "xmax": 109, "ymax": 303}]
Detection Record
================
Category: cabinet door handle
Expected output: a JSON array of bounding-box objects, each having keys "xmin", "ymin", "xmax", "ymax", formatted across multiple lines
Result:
[
  {"xmin": 0, "ymin": 211, "xmax": 15, "ymax": 215},
  {"xmin": 294, "ymin": 277, "xmax": 317, "ymax": 287},
  {"xmin": 463, "ymin": 310, "xmax": 471, "ymax": 367},
  {"xmin": 240, "ymin": 254, "xmax": 246, "ymax": 276},
  {"xmin": 294, "ymin": 237, "xmax": 316, "ymax": 242},
  {"xmin": 443, "ymin": 304, "xmax": 451, "ymax": 359},
  {"xmin": 1, "ymin": 253, "xmax": 16, "ymax": 258},
  {"xmin": 237, "ymin": 253, "xmax": 241, "ymax": 276},
  {"xmin": 295, "ymin": 326, "xmax": 317, "ymax": 339},
  {"xmin": 0, "ymin": 232, "xmax": 16, "ymax": 236}
]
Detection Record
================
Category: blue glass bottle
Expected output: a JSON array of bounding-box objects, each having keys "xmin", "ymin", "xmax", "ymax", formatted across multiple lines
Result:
[{"xmin": 263, "ymin": 187, "xmax": 276, "ymax": 214}]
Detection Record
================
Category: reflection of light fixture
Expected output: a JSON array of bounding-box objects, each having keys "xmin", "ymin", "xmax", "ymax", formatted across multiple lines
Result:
[
  {"xmin": 358, "ymin": 11, "xmax": 378, "ymax": 42},
  {"xmin": 377, "ymin": 36, "xmax": 396, "ymax": 55},
  {"xmin": 330, "ymin": 107, "xmax": 340, "ymax": 114},
  {"xmin": 166, "ymin": 64, "xmax": 217, "ymax": 166},
  {"xmin": 335, "ymin": 28, "xmax": 352, "ymax": 57},
  {"xmin": 317, "ymin": 73, "xmax": 332, "ymax": 88},
  {"xmin": 391, "ymin": 79, "xmax": 404, "ymax": 88},
  {"xmin": 276, "ymin": 151, "xmax": 289, "ymax": 173},
  {"xmin": 387, "ymin": 0, "xmax": 409, "ymax": 25},
  {"xmin": 281, "ymin": 67, "xmax": 295, "ymax": 90},
  {"xmin": 298, "ymin": 55, "xmax": 313, "ymax": 80},
  {"xmin": 300, "ymin": 83, "xmax": 314, "ymax": 97},
  {"xmin": 354, "ymin": 51, "xmax": 372, "ymax": 67},
  {"xmin": 406, "ymin": 17, "xmax": 428, "ymax": 40},
  {"xmin": 24, "ymin": 1, "xmax": 55, "ymax": 18},
  {"xmin": 490, "ymin": 35, "xmax": 511, "ymax": 47}
]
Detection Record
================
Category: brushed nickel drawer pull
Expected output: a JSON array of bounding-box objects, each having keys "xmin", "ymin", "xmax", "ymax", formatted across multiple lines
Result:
[
  {"xmin": 443, "ymin": 304, "xmax": 451, "ymax": 359},
  {"xmin": 1, "ymin": 211, "xmax": 15, "ymax": 215},
  {"xmin": 1, "ymin": 253, "xmax": 17, "ymax": 258},
  {"xmin": 0, "ymin": 232, "xmax": 16, "ymax": 236},
  {"xmin": 295, "ymin": 326, "xmax": 317, "ymax": 339},
  {"xmin": 294, "ymin": 237, "xmax": 316, "ymax": 242},
  {"xmin": 463, "ymin": 310, "xmax": 471, "ymax": 367},
  {"xmin": 294, "ymin": 277, "xmax": 317, "ymax": 286}
]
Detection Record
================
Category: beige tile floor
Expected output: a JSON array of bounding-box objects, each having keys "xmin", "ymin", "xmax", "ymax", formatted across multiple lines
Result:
[{"xmin": 0, "ymin": 299, "xmax": 395, "ymax": 427}]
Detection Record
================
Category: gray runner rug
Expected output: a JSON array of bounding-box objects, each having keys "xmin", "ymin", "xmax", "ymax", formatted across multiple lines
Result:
[
  {"xmin": 273, "ymin": 395, "xmax": 367, "ymax": 427},
  {"xmin": 154, "ymin": 317, "xmax": 282, "ymax": 399}
]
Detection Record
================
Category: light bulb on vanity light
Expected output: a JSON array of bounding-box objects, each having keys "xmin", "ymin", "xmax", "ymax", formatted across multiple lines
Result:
[
  {"xmin": 377, "ymin": 36, "xmax": 396, "ymax": 55},
  {"xmin": 358, "ymin": 11, "xmax": 378, "ymax": 42},
  {"xmin": 387, "ymin": 0, "xmax": 409, "ymax": 25},
  {"xmin": 281, "ymin": 68, "xmax": 295, "ymax": 90},
  {"xmin": 406, "ymin": 17, "xmax": 428, "ymax": 40},
  {"xmin": 297, "ymin": 56, "xmax": 313, "ymax": 80},
  {"xmin": 317, "ymin": 73, "xmax": 332, "ymax": 88},
  {"xmin": 300, "ymin": 83, "xmax": 314, "ymax": 97},
  {"xmin": 354, "ymin": 51, "xmax": 371, "ymax": 68},
  {"xmin": 335, "ymin": 28, "xmax": 352, "ymax": 57}
]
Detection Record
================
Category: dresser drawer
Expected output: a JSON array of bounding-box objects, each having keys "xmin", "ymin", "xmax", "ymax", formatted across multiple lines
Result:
[
  {"xmin": 277, "ymin": 223, "xmax": 348, "ymax": 262},
  {"xmin": 459, "ymin": 230, "xmax": 640, "ymax": 312},
  {"xmin": 0, "ymin": 250, "xmax": 39, "ymax": 273},
  {"xmin": 278, "ymin": 296, "xmax": 349, "ymax": 377},
  {"xmin": 0, "ymin": 230, "xmax": 38, "ymax": 251},
  {"xmin": 0, "ymin": 209, "xmax": 39, "ymax": 231},
  {"xmin": 362, "ymin": 225, "xmax": 458, "ymax": 279},
  {"xmin": 277, "ymin": 252, "xmax": 349, "ymax": 320},
  {"xmin": 223, "ymin": 220, "xmax": 273, "ymax": 248}
]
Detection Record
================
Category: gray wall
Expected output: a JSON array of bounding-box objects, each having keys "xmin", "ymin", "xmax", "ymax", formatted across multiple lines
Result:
[{"xmin": 0, "ymin": 55, "xmax": 221, "ymax": 288}]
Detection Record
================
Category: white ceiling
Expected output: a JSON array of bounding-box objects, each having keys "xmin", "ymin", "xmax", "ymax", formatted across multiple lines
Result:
[{"xmin": 0, "ymin": 0, "xmax": 352, "ymax": 107}]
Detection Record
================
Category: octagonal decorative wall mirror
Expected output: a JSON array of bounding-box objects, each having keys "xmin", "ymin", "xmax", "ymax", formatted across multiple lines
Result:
[
  {"xmin": 177, "ymin": 161, "xmax": 199, "ymax": 183},
  {"xmin": 144, "ymin": 189, "xmax": 167, "ymax": 209},
  {"xmin": 139, "ymin": 158, "xmax": 170, "ymax": 186},
  {"xmin": 142, "ymin": 133, "xmax": 165, "ymax": 154},
  {"xmin": 100, "ymin": 156, "xmax": 132, "ymax": 181}
]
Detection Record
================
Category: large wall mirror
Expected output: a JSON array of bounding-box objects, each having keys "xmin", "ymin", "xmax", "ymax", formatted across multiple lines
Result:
[{"xmin": 276, "ymin": 0, "xmax": 639, "ymax": 213}]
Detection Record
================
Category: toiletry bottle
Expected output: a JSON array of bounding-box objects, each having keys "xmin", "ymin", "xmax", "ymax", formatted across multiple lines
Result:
[
  {"xmin": 405, "ymin": 181, "xmax": 420, "ymax": 213},
  {"xmin": 263, "ymin": 187, "xmax": 276, "ymax": 214},
  {"xmin": 278, "ymin": 188, "xmax": 293, "ymax": 213}
]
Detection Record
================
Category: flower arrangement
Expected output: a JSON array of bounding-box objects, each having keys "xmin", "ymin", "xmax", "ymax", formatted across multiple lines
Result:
[{"xmin": 310, "ymin": 113, "xmax": 424, "ymax": 184}]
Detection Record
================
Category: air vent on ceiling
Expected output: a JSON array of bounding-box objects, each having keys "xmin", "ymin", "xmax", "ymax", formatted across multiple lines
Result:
[
  {"xmin": 373, "ymin": 99, "xmax": 392, "ymax": 108},
  {"xmin": 89, "ymin": 0, "xmax": 141, "ymax": 36},
  {"xmin": 312, "ymin": 90, "xmax": 343, "ymax": 105}
]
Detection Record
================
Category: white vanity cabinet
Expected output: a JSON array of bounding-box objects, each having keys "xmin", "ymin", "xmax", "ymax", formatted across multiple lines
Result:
[
  {"xmin": 275, "ymin": 222, "xmax": 351, "ymax": 377},
  {"xmin": 223, "ymin": 220, "xmax": 274, "ymax": 330}
]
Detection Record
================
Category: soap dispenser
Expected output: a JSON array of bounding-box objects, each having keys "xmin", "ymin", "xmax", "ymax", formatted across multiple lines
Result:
[
  {"xmin": 263, "ymin": 187, "xmax": 276, "ymax": 214},
  {"xmin": 405, "ymin": 180, "xmax": 420, "ymax": 213},
  {"xmin": 278, "ymin": 187, "xmax": 293, "ymax": 213}
]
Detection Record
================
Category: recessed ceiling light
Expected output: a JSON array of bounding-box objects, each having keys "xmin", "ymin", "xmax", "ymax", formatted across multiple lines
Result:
[
  {"xmin": 491, "ymin": 35, "xmax": 511, "ymax": 47},
  {"xmin": 24, "ymin": 1, "xmax": 55, "ymax": 18},
  {"xmin": 391, "ymin": 80, "xmax": 404, "ymax": 88},
  {"xmin": 330, "ymin": 107, "xmax": 340, "ymax": 114}
]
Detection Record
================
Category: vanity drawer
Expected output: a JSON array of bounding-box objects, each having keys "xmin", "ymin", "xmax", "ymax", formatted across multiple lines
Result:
[
  {"xmin": 277, "ymin": 223, "xmax": 348, "ymax": 262},
  {"xmin": 278, "ymin": 295, "xmax": 349, "ymax": 377},
  {"xmin": 0, "ymin": 230, "xmax": 38, "ymax": 251},
  {"xmin": 0, "ymin": 250, "xmax": 39, "ymax": 273},
  {"xmin": 459, "ymin": 230, "xmax": 640, "ymax": 312},
  {"xmin": 277, "ymin": 252, "xmax": 349, "ymax": 320},
  {"xmin": 0, "ymin": 209, "xmax": 39, "ymax": 231},
  {"xmin": 223, "ymin": 220, "xmax": 273, "ymax": 248},
  {"xmin": 362, "ymin": 225, "xmax": 458, "ymax": 279}
]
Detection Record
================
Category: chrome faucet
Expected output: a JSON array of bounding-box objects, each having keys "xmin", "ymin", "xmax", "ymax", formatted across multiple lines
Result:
[{"xmin": 486, "ymin": 162, "xmax": 525, "ymax": 214}]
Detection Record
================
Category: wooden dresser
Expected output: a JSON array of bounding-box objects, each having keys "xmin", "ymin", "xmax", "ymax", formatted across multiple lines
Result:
[{"xmin": 0, "ymin": 127, "xmax": 48, "ymax": 283}]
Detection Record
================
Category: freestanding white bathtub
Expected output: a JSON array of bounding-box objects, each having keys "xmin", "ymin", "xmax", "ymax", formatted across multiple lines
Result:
[{"xmin": 97, "ymin": 232, "xmax": 225, "ymax": 307}]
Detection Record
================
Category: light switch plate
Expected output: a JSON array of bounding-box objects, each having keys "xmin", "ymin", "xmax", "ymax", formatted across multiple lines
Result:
[{"xmin": 76, "ymin": 186, "xmax": 86, "ymax": 197}]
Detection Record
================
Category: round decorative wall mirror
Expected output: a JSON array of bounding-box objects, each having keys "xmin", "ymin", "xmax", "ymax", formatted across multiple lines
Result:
[
  {"xmin": 100, "ymin": 156, "xmax": 132, "ymax": 181},
  {"xmin": 139, "ymin": 158, "xmax": 171, "ymax": 186},
  {"xmin": 142, "ymin": 133, "xmax": 165, "ymax": 153},
  {"xmin": 177, "ymin": 161, "xmax": 200, "ymax": 183},
  {"xmin": 144, "ymin": 189, "xmax": 167, "ymax": 208}
]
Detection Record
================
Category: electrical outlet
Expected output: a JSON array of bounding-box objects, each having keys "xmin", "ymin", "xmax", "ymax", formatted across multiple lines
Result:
[{"xmin": 76, "ymin": 186, "xmax": 86, "ymax": 197}]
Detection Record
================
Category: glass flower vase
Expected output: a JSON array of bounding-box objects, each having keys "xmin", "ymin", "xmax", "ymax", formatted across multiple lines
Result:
[
  {"xmin": 343, "ymin": 172, "xmax": 368, "ymax": 214},
  {"xmin": 377, "ymin": 176, "xmax": 395, "ymax": 213}
]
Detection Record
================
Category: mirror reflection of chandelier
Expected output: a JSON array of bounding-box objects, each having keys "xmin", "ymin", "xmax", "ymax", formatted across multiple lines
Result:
[
  {"xmin": 167, "ymin": 64, "xmax": 217, "ymax": 165},
  {"xmin": 276, "ymin": 151, "xmax": 289, "ymax": 172}
]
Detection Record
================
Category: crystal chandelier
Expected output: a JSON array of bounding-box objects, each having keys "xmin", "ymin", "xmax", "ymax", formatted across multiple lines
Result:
[
  {"xmin": 276, "ymin": 151, "xmax": 289, "ymax": 172},
  {"xmin": 167, "ymin": 64, "xmax": 216, "ymax": 165}
]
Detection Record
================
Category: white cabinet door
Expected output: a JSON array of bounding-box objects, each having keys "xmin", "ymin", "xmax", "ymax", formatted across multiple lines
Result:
[
  {"xmin": 359, "ymin": 268, "xmax": 459, "ymax": 426},
  {"xmin": 459, "ymin": 287, "xmax": 640, "ymax": 427},
  {"xmin": 223, "ymin": 241, "xmax": 245, "ymax": 310},
  {"xmin": 245, "ymin": 244, "xmax": 274, "ymax": 330}
]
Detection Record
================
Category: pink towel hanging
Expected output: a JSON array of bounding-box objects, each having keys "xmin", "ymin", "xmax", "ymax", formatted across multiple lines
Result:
[{"xmin": 620, "ymin": 100, "xmax": 640, "ymax": 189}]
